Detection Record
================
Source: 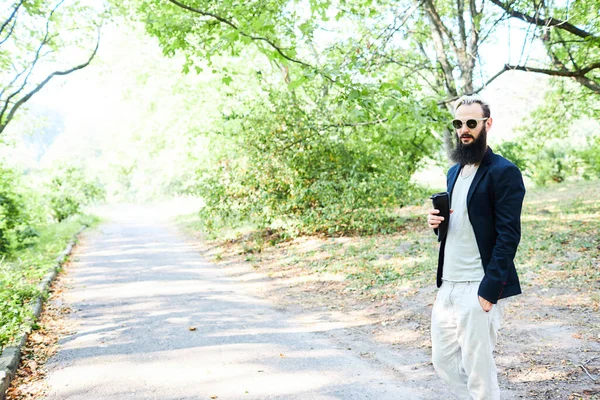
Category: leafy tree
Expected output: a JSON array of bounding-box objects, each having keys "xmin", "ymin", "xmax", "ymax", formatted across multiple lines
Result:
[
  {"xmin": 0, "ymin": 164, "xmax": 37, "ymax": 255},
  {"xmin": 490, "ymin": 0, "xmax": 599, "ymax": 94},
  {"xmin": 0, "ymin": 0, "xmax": 104, "ymax": 135},
  {"xmin": 113, "ymin": 0, "xmax": 599, "ymax": 232},
  {"xmin": 382, "ymin": 0, "xmax": 599, "ymax": 98},
  {"xmin": 47, "ymin": 164, "xmax": 105, "ymax": 222},
  {"xmin": 496, "ymin": 77, "xmax": 599, "ymax": 185},
  {"xmin": 119, "ymin": 0, "xmax": 456, "ymax": 233},
  {"xmin": 193, "ymin": 73, "xmax": 446, "ymax": 234}
]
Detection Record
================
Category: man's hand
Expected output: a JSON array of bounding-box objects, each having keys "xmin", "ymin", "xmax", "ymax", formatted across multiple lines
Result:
[
  {"xmin": 478, "ymin": 296, "xmax": 493, "ymax": 312},
  {"xmin": 427, "ymin": 209, "xmax": 453, "ymax": 229}
]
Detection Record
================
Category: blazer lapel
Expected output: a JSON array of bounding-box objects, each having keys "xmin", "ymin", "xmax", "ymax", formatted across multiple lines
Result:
[
  {"xmin": 467, "ymin": 147, "xmax": 493, "ymax": 207},
  {"xmin": 447, "ymin": 165, "xmax": 461, "ymax": 199}
]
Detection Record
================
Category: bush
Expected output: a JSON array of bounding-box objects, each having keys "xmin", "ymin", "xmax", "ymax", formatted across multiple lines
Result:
[
  {"xmin": 494, "ymin": 140, "xmax": 528, "ymax": 172},
  {"xmin": 47, "ymin": 164, "xmax": 105, "ymax": 222},
  {"xmin": 192, "ymin": 86, "xmax": 445, "ymax": 236},
  {"xmin": 578, "ymin": 136, "xmax": 600, "ymax": 179},
  {"xmin": 528, "ymin": 143, "xmax": 580, "ymax": 186},
  {"xmin": 496, "ymin": 139, "xmax": 585, "ymax": 187},
  {"xmin": 0, "ymin": 166, "xmax": 33, "ymax": 256}
]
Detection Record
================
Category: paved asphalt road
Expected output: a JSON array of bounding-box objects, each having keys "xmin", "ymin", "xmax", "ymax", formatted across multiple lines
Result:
[{"xmin": 43, "ymin": 206, "xmax": 436, "ymax": 400}]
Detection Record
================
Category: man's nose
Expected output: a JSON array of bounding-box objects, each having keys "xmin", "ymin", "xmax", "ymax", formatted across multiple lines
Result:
[{"xmin": 459, "ymin": 124, "xmax": 470, "ymax": 134}]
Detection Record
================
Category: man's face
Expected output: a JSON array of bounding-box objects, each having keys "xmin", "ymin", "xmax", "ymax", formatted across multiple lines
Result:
[
  {"xmin": 449, "ymin": 103, "xmax": 493, "ymax": 165},
  {"xmin": 454, "ymin": 103, "xmax": 491, "ymax": 144}
]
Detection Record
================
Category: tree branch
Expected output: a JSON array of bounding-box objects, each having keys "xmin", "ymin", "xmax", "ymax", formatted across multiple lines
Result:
[
  {"xmin": 0, "ymin": 0, "xmax": 23, "ymax": 39},
  {"xmin": 0, "ymin": 64, "xmax": 28, "ymax": 101},
  {"xmin": 457, "ymin": 0, "xmax": 467, "ymax": 52},
  {"xmin": 441, "ymin": 65, "xmax": 510, "ymax": 104},
  {"xmin": 462, "ymin": 0, "xmax": 481, "ymax": 92},
  {"xmin": 280, "ymin": 118, "xmax": 389, "ymax": 151},
  {"xmin": 381, "ymin": 56, "xmax": 443, "ymax": 94},
  {"xmin": 539, "ymin": 23, "xmax": 600, "ymax": 94},
  {"xmin": 0, "ymin": 10, "xmax": 18, "ymax": 46},
  {"xmin": 489, "ymin": 0, "xmax": 597, "ymax": 39},
  {"xmin": 505, "ymin": 62, "xmax": 600, "ymax": 77},
  {"xmin": 166, "ymin": 0, "xmax": 334, "ymax": 82},
  {"xmin": 0, "ymin": 26, "xmax": 101, "ymax": 135},
  {"xmin": 0, "ymin": 0, "xmax": 64, "ymax": 123},
  {"xmin": 423, "ymin": 4, "xmax": 458, "ymax": 96},
  {"xmin": 440, "ymin": 57, "xmax": 600, "ymax": 105},
  {"xmin": 378, "ymin": 0, "xmax": 422, "ymax": 51},
  {"xmin": 468, "ymin": 0, "xmax": 482, "ymax": 56},
  {"xmin": 478, "ymin": 12, "xmax": 509, "ymax": 45},
  {"xmin": 423, "ymin": 0, "xmax": 460, "ymax": 55}
]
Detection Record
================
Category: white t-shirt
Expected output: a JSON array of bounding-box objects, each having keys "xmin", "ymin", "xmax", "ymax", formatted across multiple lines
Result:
[{"xmin": 443, "ymin": 166, "xmax": 485, "ymax": 282}]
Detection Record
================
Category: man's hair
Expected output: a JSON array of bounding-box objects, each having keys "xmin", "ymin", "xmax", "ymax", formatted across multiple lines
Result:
[{"xmin": 454, "ymin": 95, "xmax": 491, "ymax": 118}]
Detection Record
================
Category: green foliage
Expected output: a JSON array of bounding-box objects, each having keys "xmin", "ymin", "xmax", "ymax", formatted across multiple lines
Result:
[
  {"xmin": 0, "ymin": 165, "xmax": 37, "ymax": 256},
  {"xmin": 47, "ymin": 164, "xmax": 105, "ymax": 222},
  {"xmin": 191, "ymin": 77, "xmax": 446, "ymax": 236},
  {"xmin": 517, "ymin": 80, "xmax": 599, "ymax": 146},
  {"xmin": 103, "ymin": 1, "xmax": 598, "ymax": 233},
  {"xmin": 504, "ymin": 79, "xmax": 600, "ymax": 187},
  {"xmin": 0, "ymin": 264, "xmax": 39, "ymax": 348},
  {"xmin": 0, "ymin": 0, "xmax": 105, "ymax": 133},
  {"xmin": 578, "ymin": 135, "xmax": 600, "ymax": 179},
  {"xmin": 496, "ymin": 139, "xmax": 582, "ymax": 187},
  {"xmin": 494, "ymin": 140, "xmax": 528, "ymax": 173},
  {"xmin": 0, "ymin": 215, "xmax": 97, "ymax": 350},
  {"xmin": 527, "ymin": 142, "xmax": 580, "ymax": 186}
]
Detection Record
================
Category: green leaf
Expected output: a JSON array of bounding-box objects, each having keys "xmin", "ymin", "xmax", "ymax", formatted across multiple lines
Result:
[
  {"xmin": 288, "ymin": 77, "xmax": 307, "ymax": 90},
  {"xmin": 222, "ymin": 75, "xmax": 233, "ymax": 85}
]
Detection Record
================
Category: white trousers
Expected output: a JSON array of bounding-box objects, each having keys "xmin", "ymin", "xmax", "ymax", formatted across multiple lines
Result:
[{"xmin": 431, "ymin": 281, "xmax": 505, "ymax": 400}]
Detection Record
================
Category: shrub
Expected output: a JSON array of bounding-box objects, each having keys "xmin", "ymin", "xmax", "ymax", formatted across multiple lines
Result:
[
  {"xmin": 47, "ymin": 164, "xmax": 105, "ymax": 222},
  {"xmin": 578, "ymin": 136, "xmax": 600, "ymax": 179},
  {"xmin": 0, "ymin": 166, "xmax": 32, "ymax": 255},
  {"xmin": 494, "ymin": 140, "xmax": 528, "ymax": 172},
  {"xmin": 496, "ymin": 139, "xmax": 585, "ymax": 187},
  {"xmin": 192, "ymin": 86, "xmax": 445, "ymax": 236}
]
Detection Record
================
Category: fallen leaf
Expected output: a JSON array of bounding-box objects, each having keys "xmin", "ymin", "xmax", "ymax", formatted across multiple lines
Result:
[{"xmin": 189, "ymin": 327, "xmax": 197, "ymax": 331}]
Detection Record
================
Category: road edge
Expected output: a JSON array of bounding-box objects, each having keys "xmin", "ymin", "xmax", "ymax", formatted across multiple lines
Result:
[{"xmin": 0, "ymin": 225, "xmax": 87, "ymax": 400}]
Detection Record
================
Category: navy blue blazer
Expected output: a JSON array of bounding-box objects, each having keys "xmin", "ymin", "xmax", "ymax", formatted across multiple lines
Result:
[{"xmin": 436, "ymin": 147, "xmax": 526, "ymax": 303}]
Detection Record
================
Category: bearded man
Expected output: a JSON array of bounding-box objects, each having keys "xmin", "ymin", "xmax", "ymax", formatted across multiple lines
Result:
[{"xmin": 427, "ymin": 95, "xmax": 526, "ymax": 399}]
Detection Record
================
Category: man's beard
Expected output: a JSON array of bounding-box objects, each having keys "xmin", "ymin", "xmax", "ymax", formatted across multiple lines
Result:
[{"xmin": 450, "ymin": 126, "xmax": 488, "ymax": 165}]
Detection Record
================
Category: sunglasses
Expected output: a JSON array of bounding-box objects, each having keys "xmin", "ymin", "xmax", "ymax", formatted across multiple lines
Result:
[{"xmin": 452, "ymin": 118, "xmax": 488, "ymax": 130}]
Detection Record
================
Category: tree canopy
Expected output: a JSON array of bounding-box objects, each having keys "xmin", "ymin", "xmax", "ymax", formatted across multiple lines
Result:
[
  {"xmin": 2, "ymin": 0, "xmax": 599, "ymax": 236},
  {"xmin": 0, "ymin": 0, "xmax": 104, "ymax": 134}
]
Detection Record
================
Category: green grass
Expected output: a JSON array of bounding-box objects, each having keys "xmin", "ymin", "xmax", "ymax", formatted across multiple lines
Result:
[
  {"xmin": 0, "ymin": 214, "xmax": 100, "ymax": 351},
  {"xmin": 515, "ymin": 180, "xmax": 600, "ymax": 289}
]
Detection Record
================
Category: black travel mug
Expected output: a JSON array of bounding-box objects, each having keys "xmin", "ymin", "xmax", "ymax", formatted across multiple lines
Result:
[{"xmin": 430, "ymin": 192, "xmax": 450, "ymax": 242}]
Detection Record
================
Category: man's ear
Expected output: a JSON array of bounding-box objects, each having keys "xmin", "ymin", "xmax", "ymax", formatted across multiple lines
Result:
[{"xmin": 486, "ymin": 117, "xmax": 493, "ymax": 131}]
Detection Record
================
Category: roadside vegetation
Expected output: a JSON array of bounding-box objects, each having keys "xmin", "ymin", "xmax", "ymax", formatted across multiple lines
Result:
[{"xmin": 0, "ymin": 163, "xmax": 102, "ymax": 351}]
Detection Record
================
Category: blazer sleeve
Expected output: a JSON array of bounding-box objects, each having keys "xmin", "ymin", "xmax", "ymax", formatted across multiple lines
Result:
[{"xmin": 478, "ymin": 164, "xmax": 526, "ymax": 303}]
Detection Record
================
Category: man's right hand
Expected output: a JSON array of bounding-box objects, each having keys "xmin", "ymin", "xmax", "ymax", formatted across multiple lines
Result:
[{"xmin": 427, "ymin": 209, "xmax": 452, "ymax": 229}]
